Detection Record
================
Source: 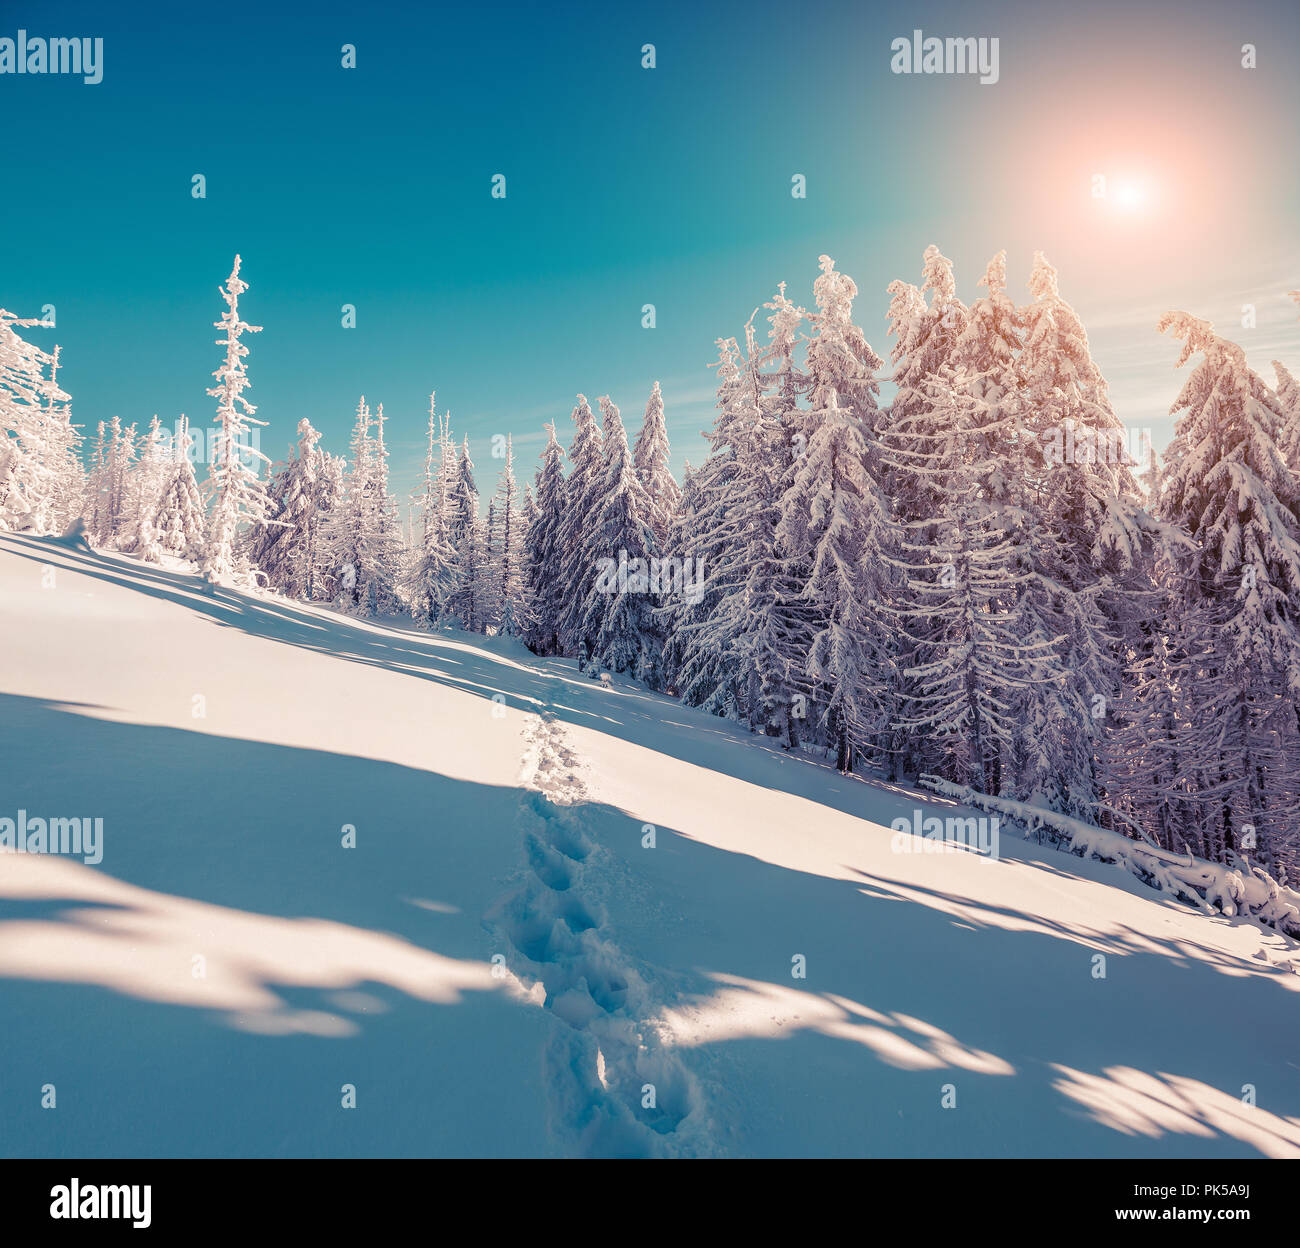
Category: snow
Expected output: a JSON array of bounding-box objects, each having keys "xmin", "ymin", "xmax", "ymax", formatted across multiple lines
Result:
[
  {"xmin": 2, "ymin": 531, "xmax": 1298, "ymax": 1158},
  {"xmin": 918, "ymin": 777, "xmax": 1300, "ymax": 936}
]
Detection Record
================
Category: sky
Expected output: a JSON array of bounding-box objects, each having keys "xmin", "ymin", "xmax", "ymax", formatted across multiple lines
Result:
[{"xmin": 3, "ymin": 0, "xmax": 1299, "ymax": 507}]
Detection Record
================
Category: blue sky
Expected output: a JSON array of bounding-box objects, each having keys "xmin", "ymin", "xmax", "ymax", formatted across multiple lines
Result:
[{"xmin": 3, "ymin": 0, "xmax": 1298, "ymax": 506}]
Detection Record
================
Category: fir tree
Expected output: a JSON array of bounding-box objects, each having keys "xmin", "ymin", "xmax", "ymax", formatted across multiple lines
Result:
[
  {"xmin": 245, "ymin": 418, "xmax": 340, "ymax": 597},
  {"xmin": 885, "ymin": 245, "xmax": 969, "ymax": 504},
  {"xmin": 663, "ymin": 337, "xmax": 754, "ymax": 717},
  {"xmin": 885, "ymin": 366, "xmax": 1064, "ymax": 792},
  {"xmin": 488, "ymin": 434, "xmax": 524, "ymax": 634},
  {"xmin": 121, "ymin": 416, "xmax": 173, "ymax": 557},
  {"xmin": 364, "ymin": 402, "xmax": 404, "ymax": 613},
  {"xmin": 575, "ymin": 396, "xmax": 662, "ymax": 683},
  {"xmin": 522, "ymin": 423, "xmax": 567, "ymax": 653},
  {"xmin": 632, "ymin": 381, "xmax": 681, "ymax": 548},
  {"xmin": 38, "ymin": 345, "xmax": 84, "ymax": 533},
  {"xmin": 407, "ymin": 397, "xmax": 457, "ymax": 625},
  {"xmin": 0, "ymin": 309, "xmax": 69, "ymax": 533},
  {"xmin": 1274, "ymin": 361, "xmax": 1300, "ymax": 469},
  {"xmin": 557, "ymin": 395, "xmax": 605, "ymax": 656},
  {"xmin": 1154, "ymin": 310, "xmax": 1300, "ymax": 872},
  {"xmin": 104, "ymin": 417, "xmax": 137, "ymax": 544},
  {"xmin": 445, "ymin": 435, "xmax": 485, "ymax": 631},
  {"xmin": 202, "ymin": 256, "xmax": 270, "ymax": 584},
  {"xmin": 331, "ymin": 397, "xmax": 378, "ymax": 610},
  {"xmin": 777, "ymin": 386, "xmax": 894, "ymax": 773},
  {"xmin": 134, "ymin": 416, "xmax": 207, "ymax": 563}
]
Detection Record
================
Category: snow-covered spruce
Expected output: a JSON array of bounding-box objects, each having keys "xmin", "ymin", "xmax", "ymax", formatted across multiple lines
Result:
[
  {"xmin": 574, "ymin": 396, "xmax": 662, "ymax": 684},
  {"xmin": 521, "ymin": 422, "xmax": 568, "ymax": 654},
  {"xmin": 632, "ymin": 380, "xmax": 681, "ymax": 550},
  {"xmin": 0, "ymin": 312, "xmax": 82, "ymax": 535},
  {"xmin": 202, "ymin": 255, "xmax": 271, "ymax": 586},
  {"xmin": 405, "ymin": 395, "xmax": 458, "ymax": 625},
  {"xmin": 1151, "ymin": 310, "xmax": 1300, "ymax": 873},
  {"xmin": 245, "ymin": 418, "xmax": 342, "ymax": 596},
  {"xmin": 129, "ymin": 416, "xmax": 208, "ymax": 564}
]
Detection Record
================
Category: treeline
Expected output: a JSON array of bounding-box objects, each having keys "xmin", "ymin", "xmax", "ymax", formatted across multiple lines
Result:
[{"xmin": 3, "ymin": 251, "xmax": 1299, "ymax": 882}]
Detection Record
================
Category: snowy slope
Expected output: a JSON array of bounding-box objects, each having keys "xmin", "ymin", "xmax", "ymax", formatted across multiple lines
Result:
[{"xmin": 1, "ymin": 531, "xmax": 1298, "ymax": 1159}]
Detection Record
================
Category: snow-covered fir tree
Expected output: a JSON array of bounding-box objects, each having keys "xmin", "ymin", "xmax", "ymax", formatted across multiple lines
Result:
[
  {"xmin": 666, "ymin": 276, "xmax": 833, "ymax": 742},
  {"xmin": 1102, "ymin": 555, "xmax": 1196, "ymax": 856},
  {"xmin": 661, "ymin": 336, "xmax": 756, "ymax": 718},
  {"xmin": 873, "ymin": 250, "xmax": 978, "ymax": 775},
  {"xmin": 1019, "ymin": 252, "xmax": 1153, "ymax": 584},
  {"xmin": 885, "ymin": 246, "xmax": 969, "ymax": 499},
  {"xmin": 679, "ymin": 261, "xmax": 860, "ymax": 751},
  {"xmin": 776, "ymin": 384, "xmax": 895, "ymax": 773},
  {"xmin": 330, "ymin": 397, "xmax": 375, "ymax": 608},
  {"xmin": 406, "ymin": 396, "xmax": 458, "ymax": 625},
  {"xmin": 202, "ymin": 256, "xmax": 270, "ymax": 584},
  {"xmin": 574, "ymin": 396, "xmax": 662, "ymax": 682},
  {"xmin": 83, "ymin": 421, "xmax": 110, "ymax": 540},
  {"xmin": 0, "ymin": 310, "xmax": 75, "ymax": 534},
  {"xmin": 487, "ymin": 434, "xmax": 524, "ymax": 634},
  {"xmin": 38, "ymin": 345, "xmax": 84, "ymax": 533},
  {"xmin": 444, "ymin": 435, "xmax": 486, "ymax": 631},
  {"xmin": 783, "ymin": 257, "xmax": 894, "ymax": 768},
  {"xmin": 883, "ymin": 252, "xmax": 1023, "ymax": 552},
  {"xmin": 245, "ymin": 417, "xmax": 341, "ymax": 597},
  {"xmin": 365, "ymin": 402, "xmax": 405, "ymax": 613},
  {"xmin": 1015, "ymin": 252, "xmax": 1166, "ymax": 813},
  {"xmin": 120, "ymin": 415, "xmax": 173, "ymax": 557},
  {"xmin": 632, "ymin": 381, "xmax": 681, "ymax": 548},
  {"xmin": 100, "ymin": 416, "xmax": 137, "ymax": 545},
  {"xmin": 556, "ymin": 394, "xmax": 605, "ymax": 653},
  {"xmin": 130, "ymin": 415, "xmax": 207, "ymax": 564},
  {"xmin": 522, "ymin": 423, "xmax": 568, "ymax": 654},
  {"xmin": 804, "ymin": 256, "xmax": 885, "ymax": 437},
  {"xmin": 84, "ymin": 415, "xmax": 140, "ymax": 547},
  {"xmin": 1274, "ymin": 360, "xmax": 1300, "ymax": 469},
  {"xmin": 328, "ymin": 396, "xmax": 401, "ymax": 615},
  {"xmin": 484, "ymin": 498, "xmax": 497, "ymax": 621},
  {"xmin": 885, "ymin": 365, "xmax": 1065, "ymax": 793},
  {"xmin": 1153, "ymin": 310, "xmax": 1300, "ymax": 873},
  {"xmin": 741, "ymin": 285, "xmax": 818, "ymax": 745}
]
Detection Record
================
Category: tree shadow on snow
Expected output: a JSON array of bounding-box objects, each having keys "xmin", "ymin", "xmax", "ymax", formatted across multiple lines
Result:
[
  {"xmin": 0, "ymin": 691, "xmax": 555, "ymax": 1158},
  {"xmin": 584, "ymin": 812, "xmax": 1300, "ymax": 1159}
]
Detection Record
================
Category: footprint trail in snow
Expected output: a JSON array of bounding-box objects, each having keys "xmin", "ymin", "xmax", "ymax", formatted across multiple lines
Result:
[{"xmin": 487, "ymin": 684, "xmax": 710, "ymax": 1157}]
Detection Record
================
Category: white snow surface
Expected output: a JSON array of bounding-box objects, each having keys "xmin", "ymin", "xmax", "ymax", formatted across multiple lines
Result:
[{"xmin": 1, "ymin": 532, "xmax": 1297, "ymax": 1158}]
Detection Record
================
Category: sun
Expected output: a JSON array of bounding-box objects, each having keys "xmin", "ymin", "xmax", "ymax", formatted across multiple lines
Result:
[{"xmin": 1114, "ymin": 183, "xmax": 1146, "ymax": 210}]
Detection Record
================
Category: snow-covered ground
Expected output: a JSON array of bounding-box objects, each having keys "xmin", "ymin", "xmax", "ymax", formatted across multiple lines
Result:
[{"xmin": 1, "ymin": 531, "xmax": 1298, "ymax": 1159}]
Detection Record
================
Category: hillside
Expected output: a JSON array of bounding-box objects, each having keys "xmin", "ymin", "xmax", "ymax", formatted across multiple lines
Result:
[{"xmin": 1, "ymin": 531, "xmax": 1297, "ymax": 1159}]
